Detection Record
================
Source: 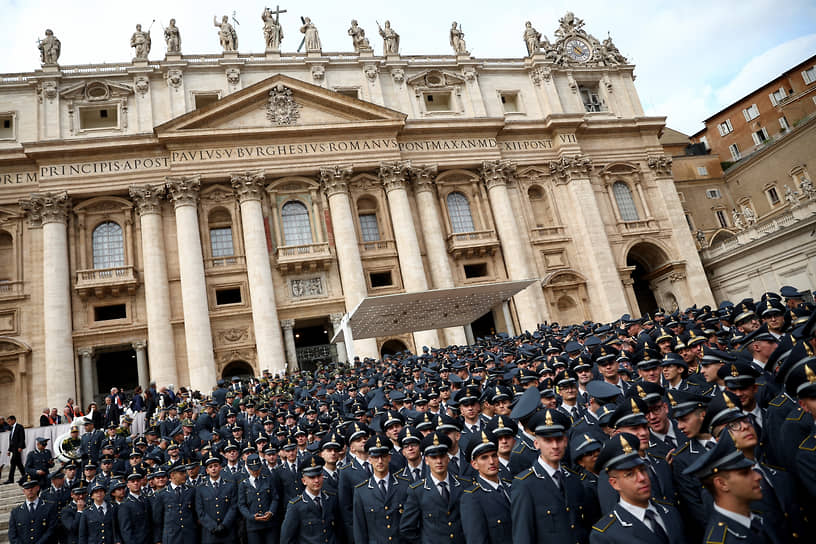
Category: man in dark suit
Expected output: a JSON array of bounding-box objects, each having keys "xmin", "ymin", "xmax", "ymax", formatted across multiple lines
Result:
[
  {"xmin": 195, "ymin": 453, "xmax": 239, "ymax": 544},
  {"xmin": 460, "ymin": 430, "xmax": 513, "ymax": 544},
  {"xmin": 8, "ymin": 475, "xmax": 57, "ymax": 544},
  {"xmin": 590, "ymin": 433, "xmax": 686, "ymax": 543},
  {"xmin": 5, "ymin": 414, "xmax": 26, "ymax": 484},
  {"xmin": 102, "ymin": 396, "xmax": 121, "ymax": 429}
]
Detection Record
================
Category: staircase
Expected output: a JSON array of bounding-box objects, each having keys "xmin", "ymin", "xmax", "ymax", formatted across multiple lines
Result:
[{"xmin": 0, "ymin": 481, "xmax": 26, "ymax": 543}]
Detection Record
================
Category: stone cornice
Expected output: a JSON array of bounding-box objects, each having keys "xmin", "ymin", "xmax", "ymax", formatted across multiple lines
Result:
[
  {"xmin": 165, "ymin": 175, "xmax": 201, "ymax": 208},
  {"xmin": 480, "ymin": 160, "xmax": 517, "ymax": 190},
  {"xmin": 410, "ymin": 164, "xmax": 438, "ymax": 193},
  {"xmin": 19, "ymin": 191, "xmax": 70, "ymax": 226},
  {"xmin": 320, "ymin": 165, "xmax": 354, "ymax": 197},
  {"xmin": 129, "ymin": 183, "xmax": 166, "ymax": 216},
  {"xmin": 549, "ymin": 154, "xmax": 593, "ymax": 184},
  {"xmin": 378, "ymin": 161, "xmax": 411, "ymax": 193},
  {"xmin": 231, "ymin": 170, "xmax": 266, "ymax": 203}
]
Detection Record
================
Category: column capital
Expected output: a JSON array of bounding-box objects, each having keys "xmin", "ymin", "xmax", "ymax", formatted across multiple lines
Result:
[
  {"xmin": 131, "ymin": 340, "xmax": 147, "ymax": 351},
  {"xmin": 280, "ymin": 319, "xmax": 295, "ymax": 330},
  {"xmin": 328, "ymin": 312, "xmax": 344, "ymax": 327},
  {"xmin": 646, "ymin": 155, "xmax": 673, "ymax": 178},
  {"xmin": 129, "ymin": 183, "xmax": 166, "ymax": 216},
  {"xmin": 77, "ymin": 346, "xmax": 94, "ymax": 358},
  {"xmin": 319, "ymin": 165, "xmax": 354, "ymax": 197},
  {"xmin": 19, "ymin": 191, "xmax": 71, "ymax": 227},
  {"xmin": 166, "ymin": 175, "xmax": 201, "ymax": 208},
  {"xmin": 409, "ymin": 164, "xmax": 438, "ymax": 193},
  {"xmin": 378, "ymin": 160, "xmax": 411, "ymax": 193},
  {"xmin": 548, "ymin": 154, "xmax": 593, "ymax": 184},
  {"xmin": 480, "ymin": 160, "xmax": 517, "ymax": 190},
  {"xmin": 231, "ymin": 170, "xmax": 266, "ymax": 203}
]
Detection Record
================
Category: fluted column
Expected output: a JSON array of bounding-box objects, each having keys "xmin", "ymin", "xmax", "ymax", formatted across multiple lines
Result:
[
  {"xmin": 20, "ymin": 192, "xmax": 76, "ymax": 408},
  {"xmin": 231, "ymin": 171, "xmax": 287, "ymax": 374},
  {"xmin": 129, "ymin": 184, "xmax": 179, "ymax": 387},
  {"xmin": 166, "ymin": 176, "xmax": 216, "ymax": 392},
  {"xmin": 319, "ymin": 166, "xmax": 379, "ymax": 359},
  {"xmin": 78, "ymin": 347, "xmax": 94, "ymax": 408},
  {"xmin": 480, "ymin": 161, "xmax": 543, "ymax": 330},
  {"xmin": 280, "ymin": 319, "xmax": 298, "ymax": 372},
  {"xmin": 380, "ymin": 161, "xmax": 440, "ymax": 349},
  {"xmin": 329, "ymin": 313, "xmax": 348, "ymax": 363},
  {"xmin": 411, "ymin": 165, "xmax": 468, "ymax": 346},
  {"xmin": 132, "ymin": 341, "xmax": 149, "ymax": 389}
]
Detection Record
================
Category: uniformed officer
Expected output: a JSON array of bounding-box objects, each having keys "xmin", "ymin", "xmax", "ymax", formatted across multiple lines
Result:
[
  {"xmin": 395, "ymin": 426, "xmax": 425, "ymax": 482},
  {"xmin": 279, "ymin": 456, "xmax": 342, "ymax": 544},
  {"xmin": 196, "ymin": 451, "xmax": 239, "ymax": 544},
  {"xmin": 337, "ymin": 422, "xmax": 372, "ymax": 542},
  {"xmin": 60, "ymin": 481, "xmax": 87, "ymax": 544},
  {"xmin": 80, "ymin": 418, "xmax": 104, "ymax": 466},
  {"xmin": 507, "ymin": 387, "xmax": 540, "ymax": 476},
  {"xmin": 786, "ymin": 354, "xmax": 816, "ymax": 522},
  {"xmin": 460, "ymin": 430, "xmax": 513, "ymax": 544},
  {"xmin": 352, "ymin": 434, "xmax": 410, "ymax": 544},
  {"xmin": 151, "ymin": 461, "xmax": 198, "ymax": 544},
  {"xmin": 510, "ymin": 409, "xmax": 597, "ymax": 544},
  {"xmin": 117, "ymin": 467, "xmax": 151, "ymax": 544},
  {"xmin": 8, "ymin": 475, "xmax": 57, "ymax": 544},
  {"xmin": 79, "ymin": 481, "xmax": 118, "ymax": 544},
  {"xmin": 24, "ymin": 437, "xmax": 54, "ymax": 489},
  {"xmin": 238, "ymin": 453, "xmax": 279, "ymax": 544},
  {"xmin": 400, "ymin": 431, "xmax": 468, "ymax": 544}
]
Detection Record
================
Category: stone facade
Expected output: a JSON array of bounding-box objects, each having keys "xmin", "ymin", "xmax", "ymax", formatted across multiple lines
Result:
[{"xmin": 0, "ymin": 13, "xmax": 713, "ymax": 424}]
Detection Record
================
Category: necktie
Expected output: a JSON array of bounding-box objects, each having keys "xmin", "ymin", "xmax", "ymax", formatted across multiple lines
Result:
[
  {"xmin": 750, "ymin": 516, "xmax": 763, "ymax": 535},
  {"xmin": 450, "ymin": 456, "xmax": 459, "ymax": 474},
  {"xmin": 644, "ymin": 510, "xmax": 669, "ymax": 544},
  {"xmin": 499, "ymin": 483, "xmax": 510, "ymax": 503},
  {"xmin": 314, "ymin": 496, "xmax": 322, "ymax": 514},
  {"xmin": 471, "ymin": 425, "xmax": 478, "ymax": 433},
  {"xmin": 704, "ymin": 441, "xmax": 715, "ymax": 450},
  {"xmin": 413, "ymin": 468, "xmax": 421, "ymax": 482},
  {"xmin": 438, "ymin": 481, "xmax": 450, "ymax": 502},
  {"xmin": 363, "ymin": 461, "xmax": 372, "ymax": 476},
  {"xmin": 29, "ymin": 503, "xmax": 35, "ymax": 514},
  {"xmin": 664, "ymin": 435, "xmax": 676, "ymax": 450},
  {"xmin": 552, "ymin": 469, "xmax": 566, "ymax": 498},
  {"xmin": 379, "ymin": 478, "xmax": 388, "ymax": 499},
  {"xmin": 175, "ymin": 487, "xmax": 182, "ymax": 501}
]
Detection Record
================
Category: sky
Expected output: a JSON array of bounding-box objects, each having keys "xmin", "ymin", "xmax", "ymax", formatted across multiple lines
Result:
[{"xmin": 3, "ymin": 0, "xmax": 815, "ymax": 135}]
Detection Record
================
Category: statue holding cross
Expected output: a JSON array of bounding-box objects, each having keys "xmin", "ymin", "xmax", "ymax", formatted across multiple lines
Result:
[{"xmin": 262, "ymin": 6, "xmax": 285, "ymax": 51}]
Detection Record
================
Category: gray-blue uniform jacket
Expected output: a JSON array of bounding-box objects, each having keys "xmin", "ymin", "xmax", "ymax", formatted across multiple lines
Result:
[
  {"xmin": 78, "ymin": 502, "xmax": 118, "ymax": 544},
  {"xmin": 596, "ymin": 453, "xmax": 677, "ymax": 511},
  {"xmin": 60, "ymin": 502, "xmax": 82, "ymax": 544},
  {"xmin": 352, "ymin": 473, "xmax": 410, "ymax": 544},
  {"xmin": 24, "ymin": 449, "xmax": 53, "ymax": 488},
  {"xmin": 337, "ymin": 457, "xmax": 371, "ymax": 543},
  {"xmin": 8, "ymin": 499, "xmax": 56, "ymax": 544},
  {"xmin": 151, "ymin": 484, "xmax": 198, "ymax": 544},
  {"xmin": 116, "ymin": 493, "xmax": 151, "ymax": 544},
  {"xmin": 590, "ymin": 501, "xmax": 686, "ymax": 544},
  {"xmin": 80, "ymin": 430, "xmax": 104, "ymax": 465},
  {"xmin": 237, "ymin": 474, "xmax": 279, "ymax": 532},
  {"xmin": 280, "ymin": 490, "xmax": 342, "ymax": 544},
  {"xmin": 399, "ymin": 474, "xmax": 469, "ymax": 544},
  {"xmin": 460, "ymin": 475, "xmax": 513, "ymax": 544},
  {"xmin": 700, "ymin": 508, "xmax": 782, "ymax": 544},
  {"xmin": 508, "ymin": 432, "xmax": 538, "ymax": 476},
  {"xmin": 195, "ymin": 478, "xmax": 238, "ymax": 544}
]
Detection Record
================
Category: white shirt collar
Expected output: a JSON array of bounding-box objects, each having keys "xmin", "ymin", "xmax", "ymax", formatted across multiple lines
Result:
[
  {"xmin": 429, "ymin": 472, "xmax": 449, "ymax": 489},
  {"xmin": 304, "ymin": 489, "xmax": 321, "ymax": 502},
  {"xmin": 750, "ymin": 405, "xmax": 762, "ymax": 425},
  {"xmin": 713, "ymin": 503, "xmax": 754, "ymax": 530},
  {"xmin": 373, "ymin": 473, "xmax": 389, "ymax": 489},
  {"xmin": 536, "ymin": 457, "xmax": 561, "ymax": 479},
  {"xmin": 478, "ymin": 475, "xmax": 500, "ymax": 490}
]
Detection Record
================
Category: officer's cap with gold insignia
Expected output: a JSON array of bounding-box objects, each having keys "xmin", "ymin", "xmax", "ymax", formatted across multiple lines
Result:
[
  {"xmin": 594, "ymin": 432, "xmax": 643, "ymax": 473},
  {"xmin": 365, "ymin": 433, "xmax": 391, "ymax": 457},
  {"xmin": 786, "ymin": 358, "xmax": 816, "ymax": 399},
  {"xmin": 701, "ymin": 390, "xmax": 745, "ymax": 435},
  {"xmin": 465, "ymin": 429, "xmax": 497, "ymax": 463},
  {"xmin": 298, "ymin": 455, "xmax": 325, "ymax": 476},
  {"xmin": 20, "ymin": 474, "xmax": 40, "ymax": 489},
  {"xmin": 420, "ymin": 430, "xmax": 452, "ymax": 457},
  {"xmin": 397, "ymin": 426, "xmax": 422, "ymax": 447},
  {"xmin": 683, "ymin": 431, "xmax": 753, "ymax": 481},
  {"xmin": 608, "ymin": 396, "xmax": 648, "ymax": 429},
  {"xmin": 529, "ymin": 409, "xmax": 571, "ymax": 438}
]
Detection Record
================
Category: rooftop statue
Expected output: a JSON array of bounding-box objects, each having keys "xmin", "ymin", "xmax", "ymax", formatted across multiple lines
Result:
[
  {"xmin": 347, "ymin": 20, "xmax": 371, "ymax": 53},
  {"xmin": 378, "ymin": 20, "xmax": 400, "ymax": 55},
  {"xmin": 300, "ymin": 17, "xmax": 321, "ymax": 53},
  {"xmin": 262, "ymin": 7, "xmax": 285, "ymax": 51},
  {"xmin": 214, "ymin": 15, "xmax": 238, "ymax": 52},
  {"xmin": 38, "ymin": 29, "xmax": 61, "ymax": 65},
  {"xmin": 523, "ymin": 21, "xmax": 542, "ymax": 56},
  {"xmin": 164, "ymin": 19, "xmax": 181, "ymax": 54},
  {"xmin": 449, "ymin": 21, "xmax": 469, "ymax": 55},
  {"xmin": 130, "ymin": 24, "xmax": 151, "ymax": 60}
]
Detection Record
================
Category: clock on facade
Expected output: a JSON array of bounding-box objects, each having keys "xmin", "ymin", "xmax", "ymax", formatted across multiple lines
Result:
[{"xmin": 564, "ymin": 38, "xmax": 592, "ymax": 62}]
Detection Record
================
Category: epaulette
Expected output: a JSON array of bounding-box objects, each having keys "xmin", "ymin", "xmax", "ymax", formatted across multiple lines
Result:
[
  {"xmin": 786, "ymin": 409, "xmax": 805, "ymax": 421},
  {"xmin": 324, "ymin": 490, "xmax": 336, "ymax": 496},
  {"xmin": 409, "ymin": 479, "xmax": 424, "ymax": 489},
  {"xmin": 592, "ymin": 514, "xmax": 615, "ymax": 533},
  {"xmin": 289, "ymin": 495, "xmax": 303, "ymax": 505},
  {"xmin": 798, "ymin": 434, "xmax": 816, "ymax": 452},
  {"xmin": 463, "ymin": 485, "xmax": 478, "ymax": 494},
  {"xmin": 395, "ymin": 474, "xmax": 410, "ymax": 482},
  {"xmin": 453, "ymin": 475, "xmax": 471, "ymax": 485},
  {"xmin": 511, "ymin": 443, "xmax": 529, "ymax": 454},
  {"xmin": 768, "ymin": 395, "xmax": 790, "ymax": 408},
  {"xmin": 514, "ymin": 469, "xmax": 533, "ymax": 481},
  {"xmin": 646, "ymin": 451, "xmax": 664, "ymax": 462},
  {"xmin": 705, "ymin": 521, "xmax": 727, "ymax": 544},
  {"xmin": 354, "ymin": 479, "xmax": 368, "ymax": 489},
  {"xmin": 761, "ymin": 461, "xmax": 786, "ymax": 472},
  {"xmin": 562, "ymin": 465, "xmax": 580, "ymax": 476},
  {"xmin": 671, "ymin": 442, "xmax": 689, "ymax": 456},
  {"xmin": 338, "ymin": 463, "xmax": 351, "ymax": 471}
]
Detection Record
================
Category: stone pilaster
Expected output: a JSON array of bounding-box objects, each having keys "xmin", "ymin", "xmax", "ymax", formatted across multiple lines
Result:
[
  {"xmin": 165, "ymin": 176, "xmax": 216, "ymax": 393},
  {"xmin": 132, "ymin": 340, "xmax": 149, "ymax": 389},
  {"xmin": 230, "ymin": 171, "xmax": 287, "ymax": 375},
  {"xmin": 280, "ymin": 319, "xmax": 298, "ymax": 372},
  {"xmin": 78, "ymin": 347, "xmax": 94, "ymax": 407},
  {"xmin": 319, "ymin": 166, "xmax": 379, "ymax": 358},
  {"xmin": 129, "ymin": 184, "xmax": 179, "ymax": 388},
  {"xmin": 19, "ymin": 192, "xmax": 76, "ymax": 408}
]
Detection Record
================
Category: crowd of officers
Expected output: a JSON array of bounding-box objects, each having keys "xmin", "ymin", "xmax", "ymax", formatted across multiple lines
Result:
[{"xmin": 8, "ymin": 285, "xmax": 816, "ymax": 544}]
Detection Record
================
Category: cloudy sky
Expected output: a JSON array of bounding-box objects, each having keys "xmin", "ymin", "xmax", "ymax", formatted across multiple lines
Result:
[{"xmin": 4, "ymin": 0, "xmax": 815, "ymax": 134}]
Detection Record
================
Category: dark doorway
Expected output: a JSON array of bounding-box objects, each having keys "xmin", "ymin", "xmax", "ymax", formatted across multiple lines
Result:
[
  {"xmin": 294, "ymin": 319, "xmax": 335, "ymax": 371},
  {"xmin": 96, "ymin": 348, "xmax": 138, "ymax": 400},
  {"xmin": 381, "ymin": 339, "xmax": 408, "ymax": 357},
  {"xmin": 628, "ymin": 258, "xmax": 659, "ymax": 316},
  {"xmin": 222, "ymin": 360, "xmax": 254, "ymax": 380},
  {"xmin": 626, "ymin": 242, "xmax": 669, "ymax": 317},
  {"xmin": 471, "ymin": 310, "xmax": 497, "ymax": 339}
]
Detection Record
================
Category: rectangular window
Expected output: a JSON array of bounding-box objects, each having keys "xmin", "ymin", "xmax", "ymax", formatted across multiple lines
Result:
[
  {"xmin": 464, "ymin": 263, "xmax": 488, "ymax": 278},
  {"xmin": 779, "ymin": 117, "xmax": 790, "ymax": 131},
  {"xmin": 769, "ymin": 87, "xmax": 786, "ymax": 106},
  {"xmin": 94, "ymin": 304, "xmax": 127, "ymax": 321},
  {"xmin": 79, "ymin": 106, "xmax": 119, "ymax": 130},
  {"xmin": 697, "ymin": 166, "xmax": 708, "ymax": 176},
  {"xmin": 215, "ymin": 288, "xmax": 242, "ymax": 305},
  {"xmin": 706, "ymin": 188, "xmax": 721, "ymax": 199},
  {"xmin": 194, "ymin": 92, "xmax": 220, "ymax": 109},
  {"xmin": 424, "ymin": 92, "xmax": 452, "ymax": 112},
  {"xmin": 751, "ymin": 127, "xmax": 769, "ymax": 145},
  {"xmin": 717, "ymin": 119, "xmax": 733, "ymax": 136},
  {"xmin": 210, "ymin": 227, "xmax": 235, "ymax": 265},
  {"xmin": 729, "ymin": 143, "xmax": 740, "ymax": 161},
  {"xmin": 715, "ymin": 210, "xmax": 728, "ymax": 228},
  {"xmin": 358, "ymin": 214, "xmax": 380, "ymax": 242},
  {"xmin": 803, "ymin": 66, "xmax": 816, "ymax": 85},
  {"xmin": 579, "ymin": 86, "xmax": 605, "ymax": 112},
  {"xmin": 500, "ymin": 92, "xmax": 521, "ymax": 113},
  {"xmin": 767, "ymin": 187, "xmax": 780, "ymax": 205},
  {"xmin": 0, "ymin": 113, "xmax": 13, "ymax": 140},
  {"xmin": 742, "ymin": 104, "xmax": 760, "ymax": 121},
  {"xmin": 369, "ymin": 271, "xmax": 393, "ymax": 288}
]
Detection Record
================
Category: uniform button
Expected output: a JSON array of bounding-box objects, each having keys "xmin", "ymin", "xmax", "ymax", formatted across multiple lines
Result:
[
  {"xmin": 497, "ymin": 520, "xmax": 501, "ymax": 524},
  {"xmin": 450, "ymin": 534, "xmax": 454, "ymax": 539},
  {"xmin": 566, "ymin": 507, "xmax": 570, "ymax": 511},
  {"xmin": 387, "ymin": 525, "xmax": 391, "ymax": 529},
  {"xmin": 384, "ymin": 506, "xmax": 388, "ymax": 510},
  {"xmin": 448, "ymin": 522, "xmax": 452, "ymax": 526}
]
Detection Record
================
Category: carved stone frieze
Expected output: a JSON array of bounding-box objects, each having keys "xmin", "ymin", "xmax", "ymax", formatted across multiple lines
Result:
[
  {"xmin": 231, "ymin": 170, "xmax": 266, "ymax": 203},
  {"xmin": 134, "ymin": 76, "xmax": 149, "ymax": 97},
  {"xmin": 225, "ymin": 68, "xmax": 240, "ymax": 86},
  {"xmin": 37, "ymin": 81, "xmax": 58, "ymax": 103},
  {"xmin": 363, "ymin": 64, "xmax": 378, "ymax": 82},
  {"xmin": 311, "ymin": 65, "xmax": 325, "ymax": 81},
  {"xmin": 165, "ymin": 176, "xmax": 201, "ymax": 208},
  {"xmin": 129, "ymin": 183, "xmax": 165, "ymax": 216},
  {"xmin": 410, "ymin": 164, "xmax": 438, "ymax": 193},
  {"xmin": 266, "ymin": 84, "xmax": 301, "ymax": 125},
  {"xmin": 217, "ymin": 327, "xmax": 249, "ymax": 344},
  {"xmin": 647, "ymin": 155, "xmax": 673, "ymax": 178},
  {"xmin": 165, "ymin": 69, "xmax": 183, "ymax": 89},
  {"xmin": 480, "ymin": 160, "xmax": 517, "ymax": 190},
  {"xmin": 290, "ymin": 277, "xmax": 325, "ymax": 298},
  {"xmin": 391, "ymin": 68, "xmax": 405, "ymax": 84},
  {"xmin": 379, "ymin": 161, "xmax": 411, "ymax": 193},
  {"xmin": 320, "ymin": 165, "xmax": 353, "ymax": 197}
]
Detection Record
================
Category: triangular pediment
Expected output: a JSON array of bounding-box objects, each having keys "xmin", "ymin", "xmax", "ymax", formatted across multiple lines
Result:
[{"xmin": 156, "ymin": 74, "xmax": 405, "ymax": 139}]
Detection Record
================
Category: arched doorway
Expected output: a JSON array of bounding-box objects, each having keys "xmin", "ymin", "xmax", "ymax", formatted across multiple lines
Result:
[
  {"xmin": 380, "ymin": 339, "xmax": 408, "ymax": 357},
  {"xmin": 556, "ymin": 295, "xmax": 583, "ymax": 326},
  {"xmin": 222, "ymin": 360, "xmax": 254, "ymax": 380},
  {"xmin": 626, "ymin": 242, "xmax": 670, "ymax": 317}
]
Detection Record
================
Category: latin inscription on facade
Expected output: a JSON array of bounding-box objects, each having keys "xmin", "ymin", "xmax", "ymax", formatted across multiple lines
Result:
[
  {"xmin": 1, "ymin": 171, "xmax": 38, "ymax": 185},
  {"xmin": 39, "ymin": 157, "xmax": 170, "ymax": 180}
]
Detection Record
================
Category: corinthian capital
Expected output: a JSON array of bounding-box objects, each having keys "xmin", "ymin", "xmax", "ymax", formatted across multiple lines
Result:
[
  {"xmin": 320, "ymin": 165, "xmax": 354, "ymax": 197},
  {"xmin": 410, "ymin": 164, "xmax": 438, "ymax": 193},
  {"xmin": 480, "ymin": 160, "xmax": 517, "ymax": 190},
  {"xmin": 378, "ymin": 161, "xmax": 411, "ymax": 193},
  {"xmin": 548, "ymin": 154, "xmax": 593, "ymax": 184},
  {"xmin": 646, "ymin": 155, "xmax": 673, "ymax": 178},
  {"xmin": 166, "ymin": 175, "xmax": 201, "ymax": 208},
  {"xmin": 129, "ymin": 183, "xmax": 166, "ymax": 216},
  {"xmin": 19, "ymin": 191, "xmax": 71, "ymax": 227},
  {"xmin": 231, "ymin": 170, "xmax": 266, "ymax": 203}
]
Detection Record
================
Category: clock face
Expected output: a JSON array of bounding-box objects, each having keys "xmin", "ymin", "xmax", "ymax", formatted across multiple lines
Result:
[{"xmin": 565, "ymin": 39, "xmax": 591, "ymax": 62}]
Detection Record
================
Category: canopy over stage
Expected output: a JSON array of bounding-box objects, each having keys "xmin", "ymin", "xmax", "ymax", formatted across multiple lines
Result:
[{"xmin": 332, "ymin": 280, "xmax": 537, "ymax": 357}]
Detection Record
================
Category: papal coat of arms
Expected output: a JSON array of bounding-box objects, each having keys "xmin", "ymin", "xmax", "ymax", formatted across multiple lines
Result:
[{"xmin": 266, "ymin": 84, "xmax": 301, "ymax": 125}]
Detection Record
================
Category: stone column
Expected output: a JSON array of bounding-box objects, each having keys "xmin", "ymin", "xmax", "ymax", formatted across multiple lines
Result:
[
  {"xmin": 480, "ymin": 162, "xmax": 542, "ymax": 331},
  {"xmin": 329, "ymin": 313, "xmax": 348, "ymax": 363},
  {"xmin": 320, "ymin": 166, "xmax": 379, "ymax": 358},
  {"xmin": 78, "ymin": 347, "xmax": 94, "ymax": 408},
  {"xmin": 231, "ymin": 171, "xmax": 287, "ymax": 375},
  {"xmin": 411, "ymin": 165, "xmax": 468, "ymax": 346},
  {"xmin": 502, "ymin": 301, "xmax": 516, "ymax": 336},
  {"xmin": 280, "ymin": 319, "xmax": 298, "ymax": 372},
  {"xmin": 166, "ymin": 176, "xmax": 216, "ymax": 393},
  {"xmin": 132, "ymin": 341, "xmax": 149, "ymax": 389},
  {"xmin": 379, "ymin": 161, "xmax": 440, "ymax": 349},
  {"xmin": 129, "ymin": 184, "xmax": 179, "ymax": 387},
  {"xmin": 20, "ymin": 192, "xmax": 76, "ymax": 408}
]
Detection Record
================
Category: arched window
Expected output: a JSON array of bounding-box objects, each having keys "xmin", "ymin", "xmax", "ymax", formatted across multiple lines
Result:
[
  {"xmin": 208, "ymin": 208, "xmax": 235, "ymax": 265},
  {"xmin": 446, "ymin": 192, "xmax": 475, "ymax": 233},
  {"xmin": 528, "ymin": 185, "xmax": 552, "ymax": 227},
  {"xmin": 612, "ymin": 182, "xmax": 639, "ymax": 221},
  {"xmin": 92, "ymin": 221, "xmax": 124, "ymax": 269},
  {"xmin": 281, "ymin": 201, "xmax": 313, "ymax": 245},
  {"xmin": 0, "ymin": 231, "xmax": 13, "ymax": 281}
]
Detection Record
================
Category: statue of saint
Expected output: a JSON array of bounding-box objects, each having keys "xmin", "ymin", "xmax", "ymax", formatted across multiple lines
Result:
[
  {"xmin": 164, "ymin": 19, "xmax": 181, "ymax": 54},
  {"xmin": 741, "ymin": 205, "xmax": 756, "ymax": 225},
  {"xmin": 300, "ymin": 17, "xmax": 321, "ymax": 52},
  {"xmin": 800, "ymin": 177, "xmax": 815, "ymax": 200},
  {"xmin": 732, "ymin": 208, "xmax": 745, "ymax": 230},
  {"xmin": 38, "ymin": 29, "xmax": 61, "ymax": 64},
  {"xmin": 449, "ymin": 22, "xmax": 468, "ymax": 55},
  {"xmin": 130, "ymin": 24, "xmax": 151, "ymax": 60},
  {"xmin": 784, "ymin": 184, "xmax": 800, "ymax": 208},
  {"xmin": 378, "ymin": 20, "xmax": 400, "ymax": 55},
  {"xmin": 347, "ymin": 20, "xmax": 371, "ymax": 53},
  {"xmin": 523, "ymin": 21, "xmax": 541, "ymax": 56},
  {"xmin": 262, "ymin": 8, "xmax": 284, "ymax": 50},
  {"xmin": 695, "ymin": 229, "xmax": 707, "ymax": 248},
  {"xmin": 214, "ymin": 15, "xmax": 238, "ymax": 52}
]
